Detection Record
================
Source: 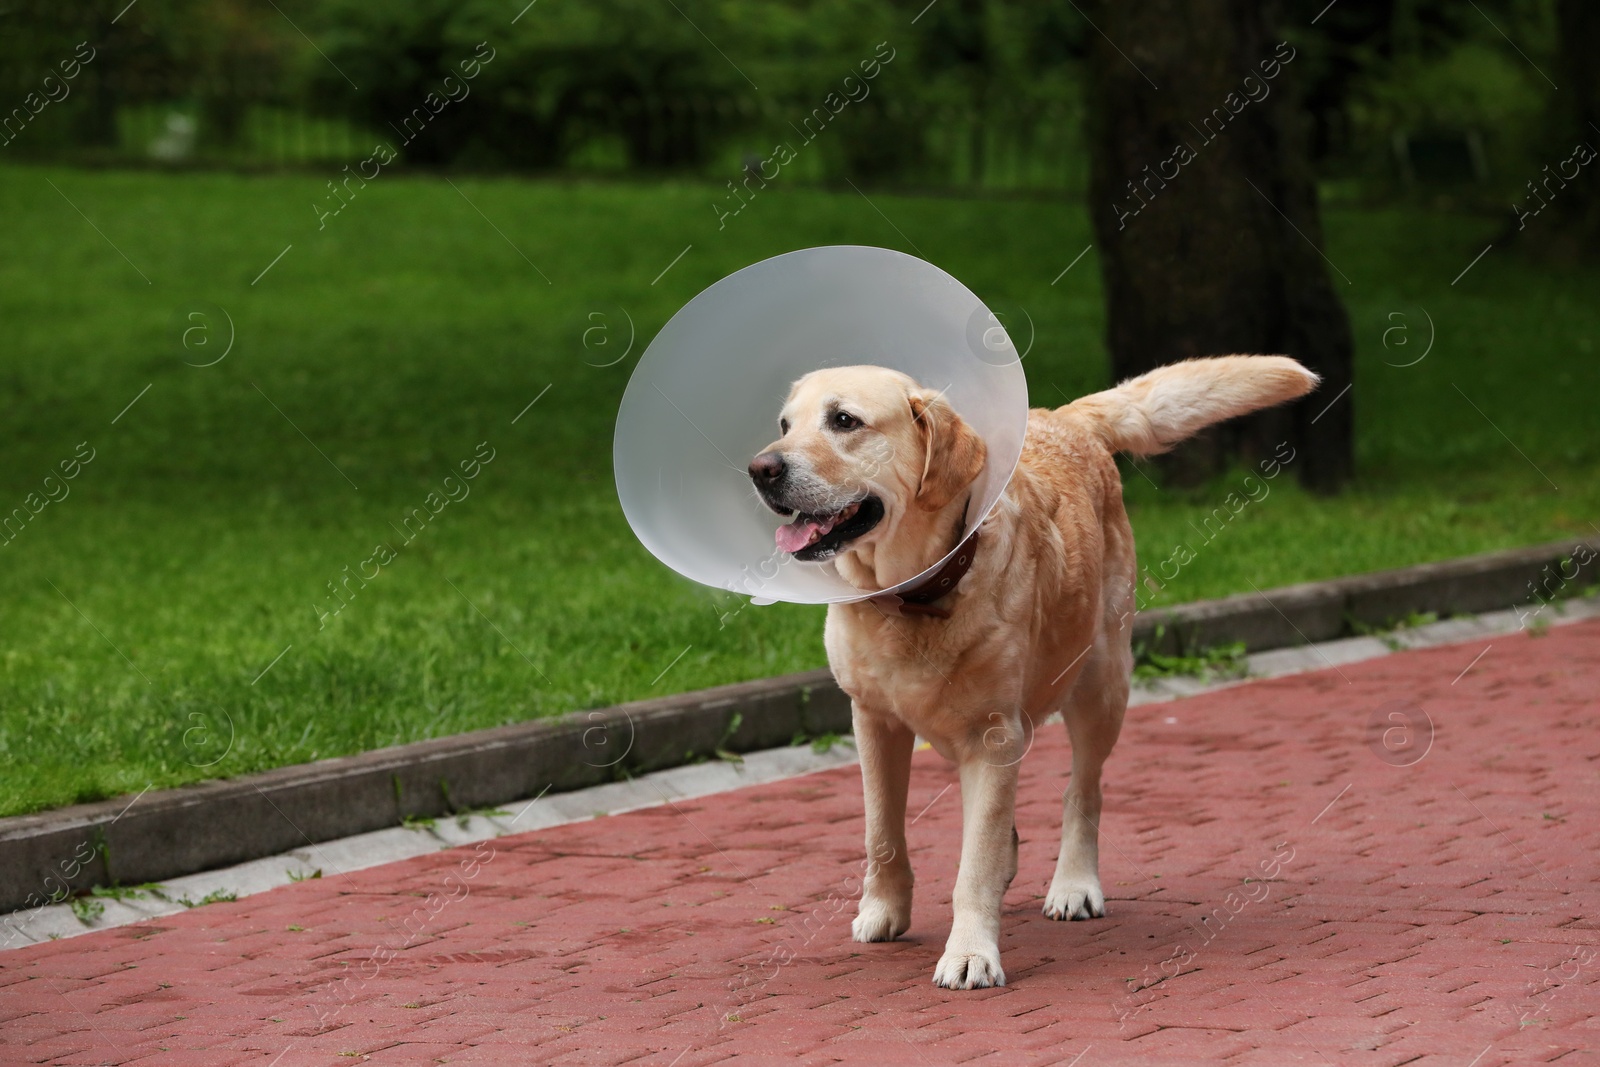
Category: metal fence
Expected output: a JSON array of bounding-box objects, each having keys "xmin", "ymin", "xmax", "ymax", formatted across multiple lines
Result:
[{"xmin": 0, "ymin": 72, "xmax": 1088, "ymax": 194}]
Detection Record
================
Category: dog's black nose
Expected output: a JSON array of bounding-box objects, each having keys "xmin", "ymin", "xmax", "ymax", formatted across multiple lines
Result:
[{"xmin": 748, "ymin": 451, "xmax": 786, "ymax": 486}]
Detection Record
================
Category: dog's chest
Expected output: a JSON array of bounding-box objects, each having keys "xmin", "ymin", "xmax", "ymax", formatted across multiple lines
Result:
[
  {"xmin": 824, "ymin": 606, "xmax": 1011, "ymax": 745},
  {"xmin": 840, "ymin": 670, "xmax": 976, "ymax": 757}
]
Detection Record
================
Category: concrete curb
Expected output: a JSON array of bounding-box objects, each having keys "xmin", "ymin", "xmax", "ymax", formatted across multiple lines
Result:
[
  {"xmin": 0, "ymin": 671, "xmax": 849, "ymax": 918},
  {"xmin": 2, "ymin": 536, "xmax": 1594, "ymax": 914},
  {"xmin": 1133, "ymin": 536, "xmax": 1598, "ymax": 655}
]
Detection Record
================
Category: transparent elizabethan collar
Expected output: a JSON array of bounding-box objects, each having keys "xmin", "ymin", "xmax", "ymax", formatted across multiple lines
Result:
[{"xmin": 613, "ymin": 245, "xmax": 1029, "ymax": 606}]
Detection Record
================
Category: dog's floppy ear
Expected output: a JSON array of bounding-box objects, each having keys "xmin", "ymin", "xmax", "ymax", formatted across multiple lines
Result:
[{"xmin": 909, "ymin": 390, "xmax": 987, "ymax": 512}]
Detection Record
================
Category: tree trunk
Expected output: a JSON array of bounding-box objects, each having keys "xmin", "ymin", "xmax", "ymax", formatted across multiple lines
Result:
[{"xmin": 1083, "ymin": 0, "xmax": 1353, "ymax": 492}]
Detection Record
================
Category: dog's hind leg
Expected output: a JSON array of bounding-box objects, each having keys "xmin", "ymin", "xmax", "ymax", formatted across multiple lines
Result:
[
  {"xmin": 1044, "ymin": 630, "xmax": 1130, "ymax": 921},
  {"xmin": 850, "ymin": 704, "xmax": 916, "ymax": 943}
]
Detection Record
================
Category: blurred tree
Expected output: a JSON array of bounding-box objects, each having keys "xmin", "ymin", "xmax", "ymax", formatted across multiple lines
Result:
[
  {"xmin": 1082, "ymin": 0, "xmax": 1353, "ymax": 491},
  {"xmin": 1530, "ymin": 0, "xmax": 1600, "ymax": 258},
  {"xmin": 806, "ymin": 0, "xmax": 922, "ymax": 182},
  {"xmin": 1294, "ymin": 0, "xmax": 1396, "ymax": 163},
  {"xmin": 1295, "ymin": 0, "xmax": 1511, "ymax": 164},
  {"xmin": 1333, "ymin": 0, "xmax": 1550, "ymax": 193},
  {"xmin": 0, "ymin": 0, "xmax": 128, "ymax": 147},
  {"xmin": 311, "ymin": 0, "xmax": 753, "ymax": 169},
  {"xmin": 184, "ymin": 0, "xmax": 296, "ymax": 146},
  {"xmin": 311, "ymin": 0, "xmax": 507, "ymax": 166},
  {"xmin": 914, "ymin": 0, "xmax": 994, "ymax": 183},
  {"xmin": 901, "ymin": 0, "xmax": 1085, "ymax": 186},
  {"xmin": 0, "ymin": 0, "xmax": 303, "ymax": 152}
]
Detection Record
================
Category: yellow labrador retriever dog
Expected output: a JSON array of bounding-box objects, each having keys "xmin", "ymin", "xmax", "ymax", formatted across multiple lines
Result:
[{"xmin": 747, "ymin": 355, "xmax": 1317, "ymax": 989}]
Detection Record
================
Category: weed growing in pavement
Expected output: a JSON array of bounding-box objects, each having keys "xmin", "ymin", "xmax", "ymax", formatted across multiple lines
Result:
[
  {"xmin": 1132, "ymin": 625, "xmax": 1248, "ymax": 682},
  {"xmin": 1347, "ymin": 610, "xmax": 1441, "ymax": 650}
]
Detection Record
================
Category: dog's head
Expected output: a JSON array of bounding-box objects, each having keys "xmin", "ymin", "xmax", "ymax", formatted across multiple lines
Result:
[{"xmin": 748, "ymin": 365, "xmax": 986, "ymax": 564}]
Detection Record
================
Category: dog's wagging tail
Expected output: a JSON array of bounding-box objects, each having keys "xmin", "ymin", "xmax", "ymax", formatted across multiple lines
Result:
[{"xmin": 1066, "ymin": 355, "xmax": 1319, "ymax": 456}]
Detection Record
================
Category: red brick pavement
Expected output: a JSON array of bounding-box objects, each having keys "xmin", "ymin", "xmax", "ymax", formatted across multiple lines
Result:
[{"xmin": 4, "ymin": 621, "xmax": 1598, "ymax": 1066}]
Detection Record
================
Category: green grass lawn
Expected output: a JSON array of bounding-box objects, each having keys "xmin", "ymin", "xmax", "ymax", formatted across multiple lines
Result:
[{"xmin": 1, "ymin": 163, "xmax": 1595, "ymax": 818}]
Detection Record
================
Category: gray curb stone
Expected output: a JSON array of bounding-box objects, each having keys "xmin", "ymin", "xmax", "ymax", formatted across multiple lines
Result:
[
  {"xmin": 1133, "ymin": 536, "xmax": 1598, "ymax": 654},
  {"xmin": 2, "ymin": 536, "xmax": 1594, "ymax": 916}
]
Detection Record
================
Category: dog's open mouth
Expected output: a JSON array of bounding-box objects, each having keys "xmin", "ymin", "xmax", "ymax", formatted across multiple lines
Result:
[{"xmin": 773, "ymin": 496, "xmax": 884, "ymax": 561}]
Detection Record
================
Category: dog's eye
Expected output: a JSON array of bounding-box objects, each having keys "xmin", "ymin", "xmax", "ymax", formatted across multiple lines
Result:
[
  {"xmin": 779, "ymin": 418, "xmax": 790, "ymax": 435},
  {"xmin": 831, "ymin": 411, "xmax": 861, "ymax": 431}
]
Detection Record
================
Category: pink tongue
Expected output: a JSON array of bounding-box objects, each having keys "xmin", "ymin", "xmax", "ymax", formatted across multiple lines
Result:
[{"xmin": 776, "ymin": 514, "xmax": 835, "ymax": 553}]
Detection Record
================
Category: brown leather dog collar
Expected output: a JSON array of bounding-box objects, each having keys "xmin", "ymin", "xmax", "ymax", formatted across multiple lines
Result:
[{"xmin": 868, "ymin": 526, "xmax": 981, "ymax": 620}]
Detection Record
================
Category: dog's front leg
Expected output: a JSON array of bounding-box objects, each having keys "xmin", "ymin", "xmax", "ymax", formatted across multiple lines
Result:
[
  {"xmin": 933, "ymin": 731, "xmax": 1020, "ymax": 989},
  {"xmin": 850, "ymin": 704, "xmax": 916, "ymax": 942}
]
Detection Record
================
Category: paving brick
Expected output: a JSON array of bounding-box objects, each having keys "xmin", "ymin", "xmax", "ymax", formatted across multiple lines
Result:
[{"xmin": 5, "ymin": 621, "xmax": 1599, "ymax": 1064}]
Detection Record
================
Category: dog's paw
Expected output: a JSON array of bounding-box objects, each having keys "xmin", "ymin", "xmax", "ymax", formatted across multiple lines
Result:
[
  {"xmin": 851, "ymin": 895, "xmax": 910, "ymax": 942},
  {"xmin": 1043, "ymin": 877, "xmax": 1106, "ymax": 921},
  {"xmin": 932, "ymin": 945, "xmax": 1006, "ymax": 990}
]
